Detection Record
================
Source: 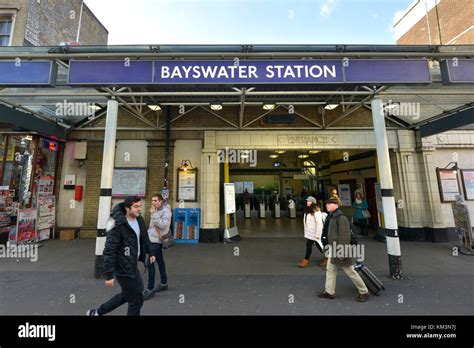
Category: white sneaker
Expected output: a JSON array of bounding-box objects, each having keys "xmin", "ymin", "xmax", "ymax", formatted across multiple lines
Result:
[{"xmin": 87, "ymin": 309, "xmax": 99, "ymax": 316}]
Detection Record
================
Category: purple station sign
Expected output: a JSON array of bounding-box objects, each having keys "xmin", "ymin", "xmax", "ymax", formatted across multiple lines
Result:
[
  {"xmin": 68, "ymin": 60, "xmax": 154, "ymax": 84},
  {"xmin": 344, "ymin": 59, "xmax": 432, "ymax": 83},
  {"xmin": 68, "ymin": 58, "xmax": 432, "ymax": 85},
  {"xmin": 0, "ymin": 61, "xmax": 57, "ymax": 85},
  {"xmin": 154, "ymin": 60, "xmax": 344, "ymax": 84},
  {"xmin": 441, "ymin": 59, "xmax": 474, "ymax": 84}
]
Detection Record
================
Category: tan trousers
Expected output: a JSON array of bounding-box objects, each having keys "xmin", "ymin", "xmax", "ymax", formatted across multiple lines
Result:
[{"xmin": 325, "ymin": 258, "xmax": 369, "ymax": 295}]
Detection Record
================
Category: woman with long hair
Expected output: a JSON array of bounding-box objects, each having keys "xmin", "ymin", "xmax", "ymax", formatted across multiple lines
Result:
[
  {"xmin": 352, "ymin": 190, "xmax": 370, "ymax": 236},
  {"xmin": 297, "ymin": 196, "xmax": 325, "ymax": 268}
]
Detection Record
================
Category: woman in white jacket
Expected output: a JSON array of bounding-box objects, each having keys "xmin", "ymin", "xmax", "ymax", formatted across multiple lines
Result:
[{"xmin": 298, "ymin": 196, "xmax": 325, "ymax": 268}]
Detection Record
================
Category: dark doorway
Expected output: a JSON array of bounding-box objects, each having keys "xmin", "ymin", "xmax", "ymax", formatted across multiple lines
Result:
[{"xmin": 364, "ymin": 177, "xmax": 378, "ymax": 226}]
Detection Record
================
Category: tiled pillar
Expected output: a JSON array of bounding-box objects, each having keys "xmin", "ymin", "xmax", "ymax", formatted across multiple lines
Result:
[{"xmin": 200, "ymin": 131, "xmax": 221, "ymax": 241}]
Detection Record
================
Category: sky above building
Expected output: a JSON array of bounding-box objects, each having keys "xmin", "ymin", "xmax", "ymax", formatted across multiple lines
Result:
[{"xmin": 85, "ymin": 0, "xmax": 414, "ymax": 45}]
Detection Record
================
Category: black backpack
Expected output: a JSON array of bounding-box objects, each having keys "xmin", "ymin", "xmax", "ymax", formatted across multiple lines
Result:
[{"xmin": 322, "ymin": 214, "xmax": 358, "ymax": 246}]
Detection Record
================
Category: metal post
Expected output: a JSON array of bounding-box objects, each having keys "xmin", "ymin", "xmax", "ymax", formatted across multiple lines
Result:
[
  {"xmin": 94, "ymin": 99, "xmax": 118, "ymax": 279},
  {"xmin": 371, "ymin": 97, "xmax": 403, "ymax": 279},
  {"xmin": 164, "ymin": 106, "xmax": 171, "ymax": 190}
]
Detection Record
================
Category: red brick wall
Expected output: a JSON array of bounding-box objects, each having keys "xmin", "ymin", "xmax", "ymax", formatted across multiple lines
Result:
[{"xmin": 397, "ymin": 0, "xmax": 474, "ymax": 45}]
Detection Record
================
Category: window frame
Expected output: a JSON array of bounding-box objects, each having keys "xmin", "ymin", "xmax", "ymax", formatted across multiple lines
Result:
[{"xmin": 0, "ymin": 9, "xmax": 17, "ymax": 46}]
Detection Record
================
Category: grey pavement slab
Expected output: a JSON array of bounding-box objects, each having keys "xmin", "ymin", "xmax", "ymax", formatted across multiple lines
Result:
[{"xmin": 0, "ymin": 236, "xmax": 472, "ymax": 315}]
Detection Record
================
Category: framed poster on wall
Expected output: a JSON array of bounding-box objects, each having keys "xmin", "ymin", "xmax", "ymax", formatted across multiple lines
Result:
[
  {"xmin": 177, "ymin": 168, "xmax": 198, "ymax": 202},
  {"xmin": 338, "ymin": 184, "xmax": 351, "ymax": 206},
  {"xmin": 436, "ymin": 168, "xmax": 461, "ymax": 202},
  {"xmin": 112, "ymin": 168, "xmax": 147, "ymax": 198},
  {"xmin": 461, "ymin": 169, "xmax": 474, "ymax": 201}
]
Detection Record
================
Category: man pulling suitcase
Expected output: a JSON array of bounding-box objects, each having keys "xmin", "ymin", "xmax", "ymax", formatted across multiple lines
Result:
[{"xmin": 317, "ymin": 198, "xmax": 370, "ymax": 302}]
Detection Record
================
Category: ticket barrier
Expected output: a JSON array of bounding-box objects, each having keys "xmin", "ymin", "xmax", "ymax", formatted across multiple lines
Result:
[
  {"xmin": 274, "ymin": 202, "xmax": 281, "ymax": 218},
  {"xmin": 244, "ymin": 203, "xmax": 251, "ymax": 219},
  {"xmin": 288, "ymin": 200, "xmax": 296, "ymax": 219},
  {"xmin": 259, "ymin": 203, "xmax": 266, "ymax": 219}
]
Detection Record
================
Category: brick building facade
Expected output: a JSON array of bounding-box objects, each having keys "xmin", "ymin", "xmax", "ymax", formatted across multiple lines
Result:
[
  {"xmin": 394, "ymin": 0, "xmax": 473, "ymax": 45},
  {"xmin": 1, "ymin": 0, "xmax": 108, "ymax": 46}
]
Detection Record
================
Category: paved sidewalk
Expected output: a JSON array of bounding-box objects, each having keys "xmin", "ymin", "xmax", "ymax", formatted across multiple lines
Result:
[{"xmin": 0, "ymin": 236, "xmax": 472, "ymax": 315}]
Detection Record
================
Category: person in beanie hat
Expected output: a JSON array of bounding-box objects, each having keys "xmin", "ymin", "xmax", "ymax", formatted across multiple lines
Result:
[
  {"xmin": 317, "ymin": 198, "xmax": 369, "ymax": 302},
  {"xmin": 297, "ymin": 196, "xmax": 325, "ymax": 268}
]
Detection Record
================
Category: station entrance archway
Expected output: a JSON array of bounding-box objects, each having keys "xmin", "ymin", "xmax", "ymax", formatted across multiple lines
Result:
[{"xmin": 222, "ymin": 146, "xmax": 382, "ymax": 238}]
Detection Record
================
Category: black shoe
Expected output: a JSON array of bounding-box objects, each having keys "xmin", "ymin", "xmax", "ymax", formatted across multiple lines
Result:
[
  {"xmin": 355, "ymin": 293, "xmax": 369, "ymax": 302},
  {"xmin": 154, "ymin": 284, "xmax": 168, "ymax": 293},
  {"xmin": 143, "ymin": 289, "xmax": 155, "ymax": 301},
  {"xmin": 316, "ymin": 290, "xmax": 335, "ymax": 300}
]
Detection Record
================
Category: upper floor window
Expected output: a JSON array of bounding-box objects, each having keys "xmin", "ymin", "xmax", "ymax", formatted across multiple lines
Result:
[{"xmin": 0, "ymin": 15, "xmax": 13, "ymax": 46}]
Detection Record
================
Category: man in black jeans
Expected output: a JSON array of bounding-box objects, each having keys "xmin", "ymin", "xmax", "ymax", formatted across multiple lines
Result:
[
  {"xmin": 87, "ymin": 196, "xmax": 155, "ymax": 316},
  {"xmin": 143, "ymin": 193, "xmax": 171, "ymax": 300}
]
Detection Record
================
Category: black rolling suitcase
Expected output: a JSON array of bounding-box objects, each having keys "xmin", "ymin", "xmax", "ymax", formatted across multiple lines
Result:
[{"xmin": 354, "ymin": 263, "xmax": 385, "ymax": 296}]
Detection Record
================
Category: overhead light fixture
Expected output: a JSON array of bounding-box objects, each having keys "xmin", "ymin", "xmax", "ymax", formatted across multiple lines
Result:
[
  {"xmin": 440, "ymin": 161, "xmax": 459, "ymax": 174},
  {"xmin": 179, "ymin": 159, "xmax": 194, "ymax": 172},
  {"xmin": 308, "ymin": 150, "xmax": 320, "ymax": 154},
  {"xmin": 324, "ymin": 104, "xmax": 338, "ymax": 110},
  {"xmin": 269, "ymin": 154, "xmax": 279, "ymax": 159},
  {"xmin": 210, "ymin": 103, "xmax": 223, "ymax": 111},
  {"xmin": 275, "ymin": 150, "xmax": 286, "ymax": 154},
  {"xmin": 148, "ymin": 105, "xmax": 162, "ymax": 111},
  {"xmin": 262, "ymin": 103, "xmax": 276, "ymax": 111},
  {"xmin": 298, "ymin": 154, "xmax": 309, "ymax": 159}
]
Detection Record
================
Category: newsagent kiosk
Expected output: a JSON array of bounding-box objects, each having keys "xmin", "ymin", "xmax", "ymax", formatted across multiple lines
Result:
[{"xmin": 0, "ymin": 133, "xmax": 59, "ymax": 245}]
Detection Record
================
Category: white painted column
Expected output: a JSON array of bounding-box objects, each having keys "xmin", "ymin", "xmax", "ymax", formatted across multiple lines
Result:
[
  {"xmin": 371, "ymin": 97, "xmax": 403, "ymax": 279},
  {"xmin": 94, "ymin": 99, "xmax": 118, "ymax": 279}
]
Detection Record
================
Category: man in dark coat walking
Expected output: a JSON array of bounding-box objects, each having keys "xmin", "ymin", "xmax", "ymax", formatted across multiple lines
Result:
[
  {"xmin": 87, "ymin": 196, "xmax": 155, "ymax": 316},
  {"xmin": 317, "ymin": 198, "xmax": 369, "ymax": 302}
]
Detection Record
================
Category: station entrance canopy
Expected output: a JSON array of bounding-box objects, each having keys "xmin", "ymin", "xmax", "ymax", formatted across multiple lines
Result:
[{"xmin": 0, "ymin": 44, "xmax": 473, "ymax": 138}]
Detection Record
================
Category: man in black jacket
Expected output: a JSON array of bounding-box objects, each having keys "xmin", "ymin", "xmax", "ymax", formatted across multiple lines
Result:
[{"xmin": 87, "ymin": 196, "xmax": 155, "ymax": 316}]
